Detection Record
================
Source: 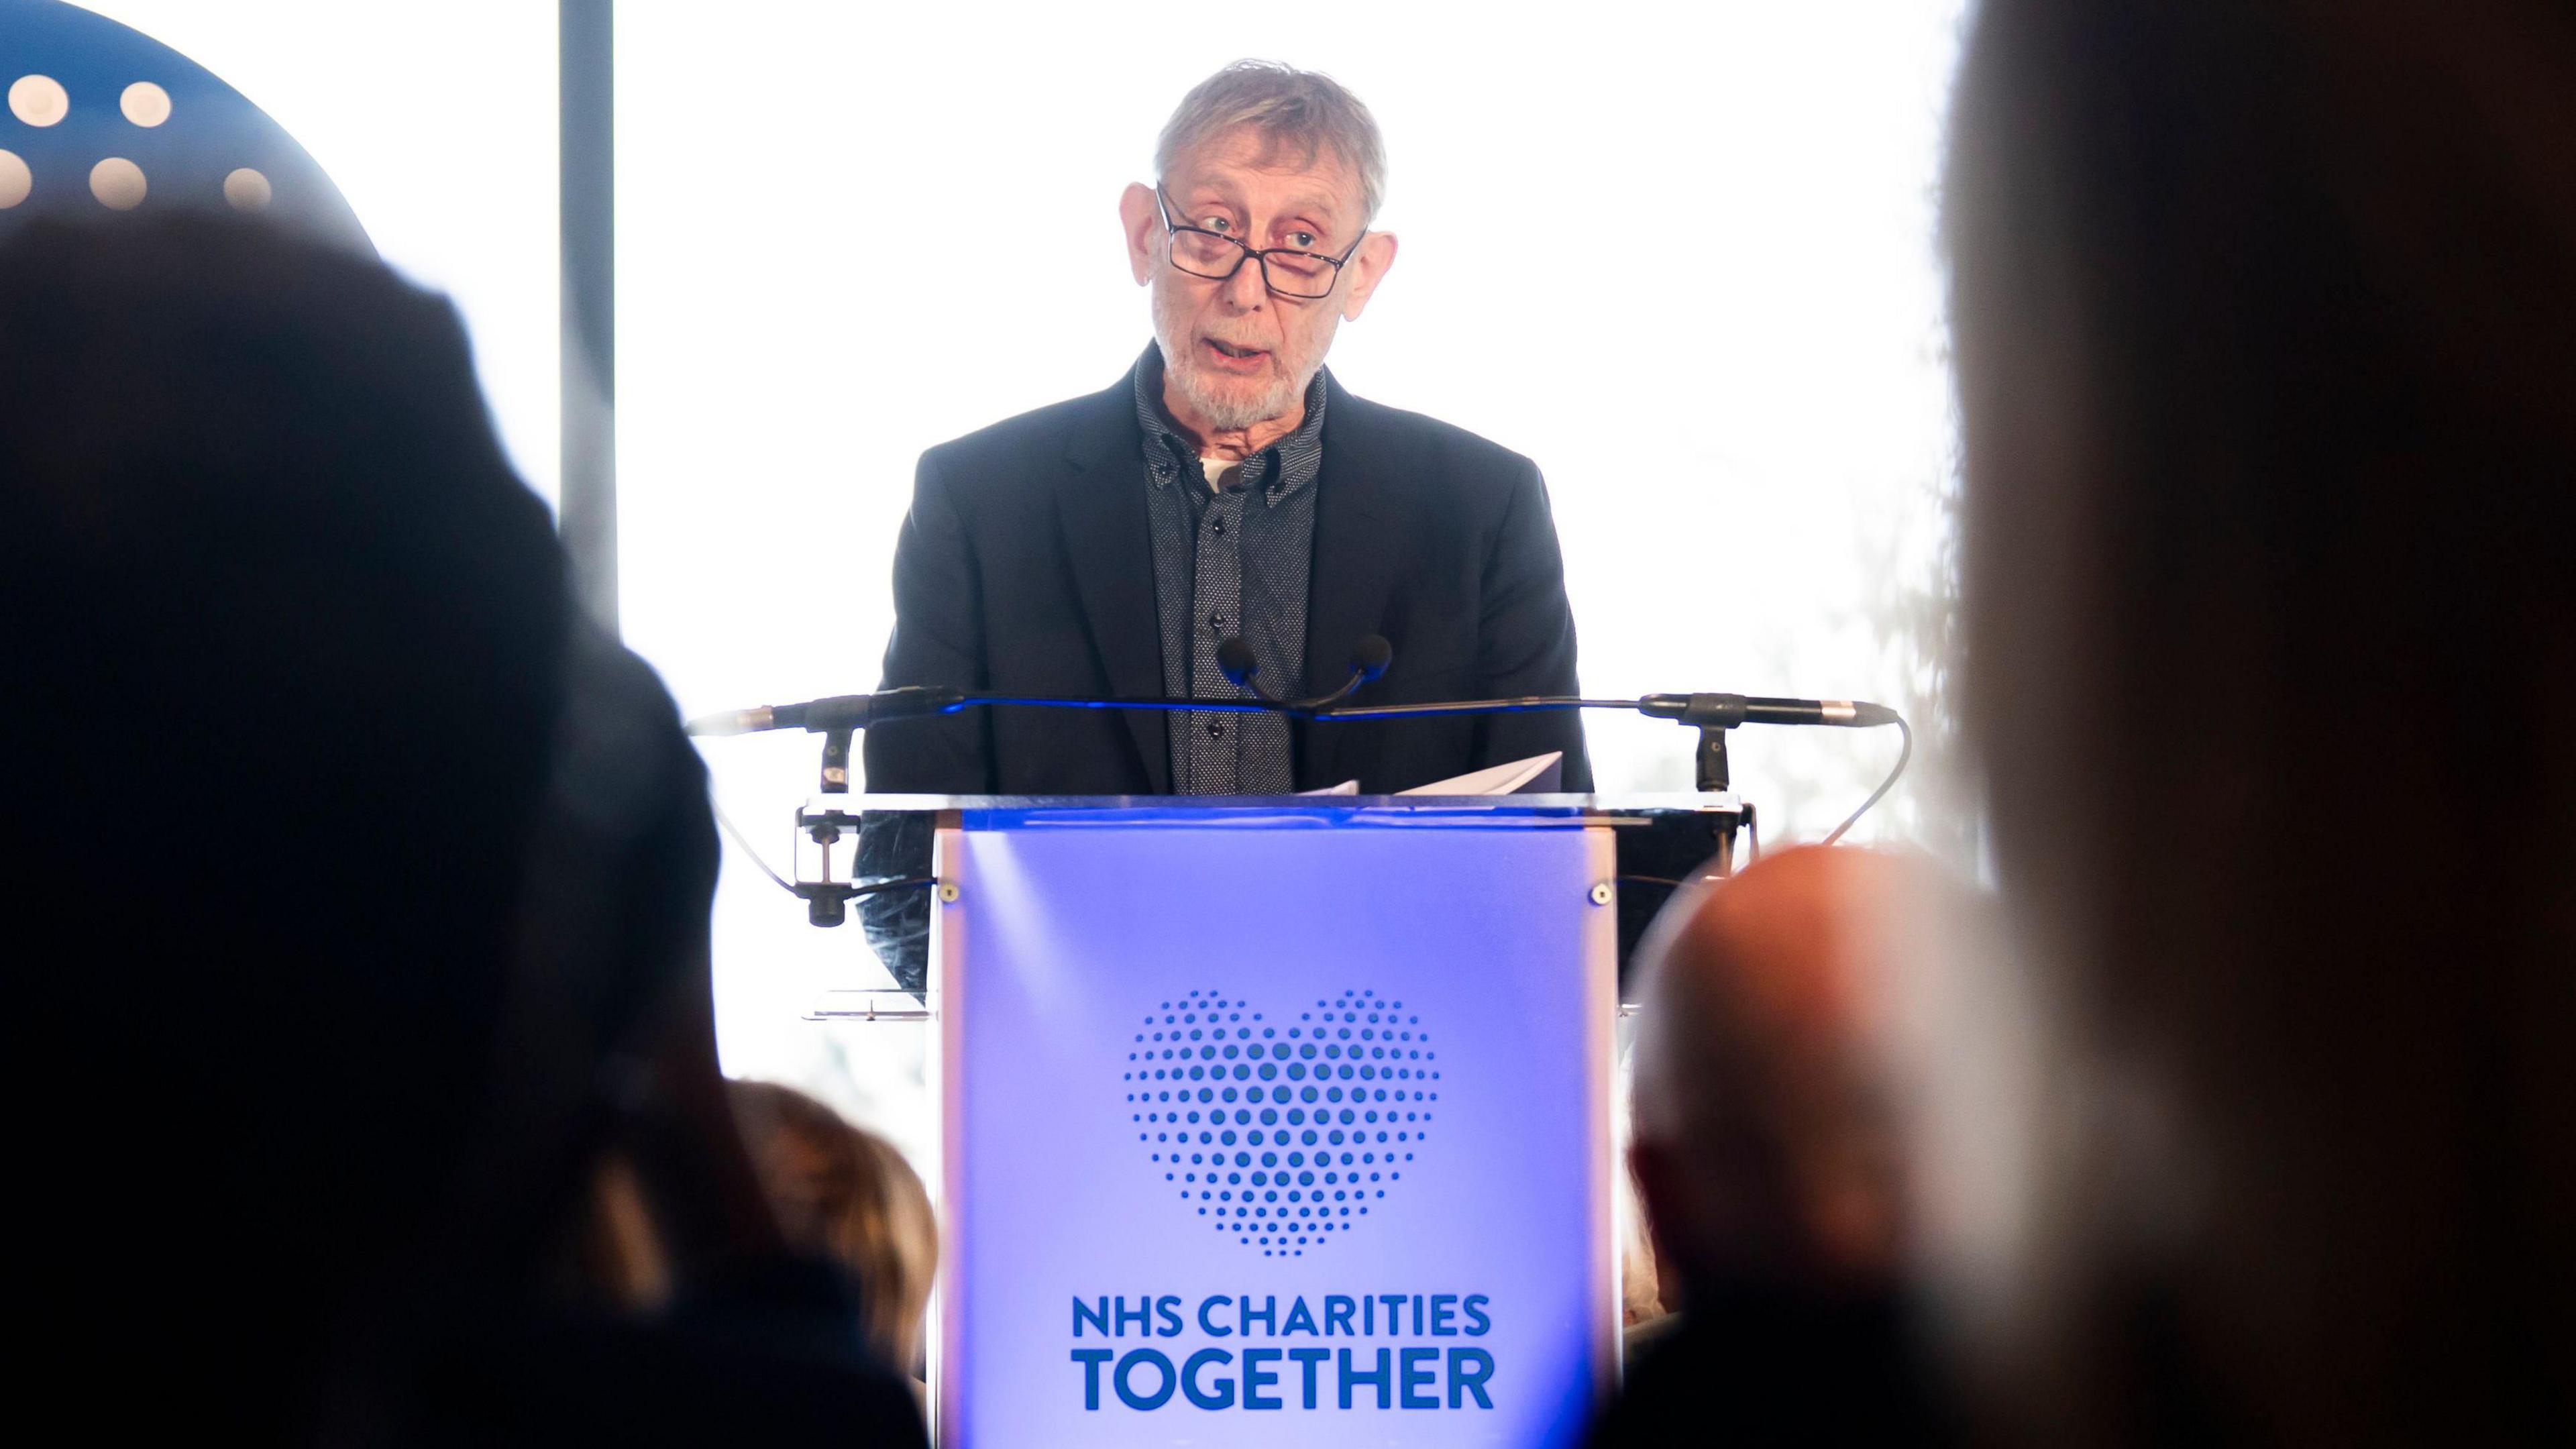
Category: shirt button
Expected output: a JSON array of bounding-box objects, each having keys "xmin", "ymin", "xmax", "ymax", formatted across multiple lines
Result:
[
  {"xmin": 1210, "ymin": 518, "xmax": 1225, "ymax": 535},
  {"xmin": 1209, "ymin": 612, "xmax": 1225, "ymax": 629},
  {"xmin": 1207, "ymin": 720, "xmax": 1226, "ymax": 739}
]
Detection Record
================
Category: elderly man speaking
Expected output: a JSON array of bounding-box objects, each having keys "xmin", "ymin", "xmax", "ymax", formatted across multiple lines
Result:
[{"xmin": 863, "ymin": 61, "xmax": 1591, "ymax": 796}]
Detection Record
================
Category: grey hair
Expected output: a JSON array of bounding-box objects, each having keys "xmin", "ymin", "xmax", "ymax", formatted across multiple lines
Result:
[{"xmin": 1155, "ymin": 60, "xmax": 1387, "ymax": 222}]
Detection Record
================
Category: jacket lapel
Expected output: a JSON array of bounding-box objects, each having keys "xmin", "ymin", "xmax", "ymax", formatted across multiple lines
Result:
[
  {"xmin": 1055, "ymin": 374, "xmax": 1171, "ymax": 793},
  {"xmin": 1299, "ymin": 373, "xmax": 1401, "ymax": 790}
]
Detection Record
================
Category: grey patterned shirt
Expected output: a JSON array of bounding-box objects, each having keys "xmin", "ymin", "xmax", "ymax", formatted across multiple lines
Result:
[{"xmin": 1133, "ymin": 347, "xmax": 1327, "ymax": 794}]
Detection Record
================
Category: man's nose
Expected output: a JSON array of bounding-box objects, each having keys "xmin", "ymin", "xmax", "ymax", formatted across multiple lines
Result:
[{"xmin": 1220, "ymin": 252, "xmax": 1269, "ymax": 311}]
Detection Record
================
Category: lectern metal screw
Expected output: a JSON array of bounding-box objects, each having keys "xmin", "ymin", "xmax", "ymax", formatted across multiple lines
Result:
[
  {"xmin": 938, "ymin": 882, "xmax": 961, "ymax": 904},
  {"xmin": 1588, "ymin": 882, "xmax": 1613, "ymax": 906}
]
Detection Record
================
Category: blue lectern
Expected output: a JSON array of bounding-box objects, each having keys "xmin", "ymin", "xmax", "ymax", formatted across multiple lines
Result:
[{"xmin": 809, "ymin": 794, "xmax": 1737, "ymax": 1448}]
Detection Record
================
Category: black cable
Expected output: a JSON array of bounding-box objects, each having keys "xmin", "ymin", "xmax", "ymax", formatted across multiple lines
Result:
[
  {"xmin": 841, "ymin": 874, "xmax": 937, "ymax": 898},
  {"xmin": 710, "ymin": 797, "xmax": 797, "ymax": 896},
  {"xmin": 1821, "ymin": 716, "xmax": 1913, "ymax": 847},
  {"xmin": 709, "ymin": 690, "xmax": 1902, "ymax": 859},
  {"xmin": 972, "ymin": 694, "xmax": 1285, "ymax": 714},
  {"xmin": 1311, "ymin": 695, "xmax": 1637, "ymax": 720}
]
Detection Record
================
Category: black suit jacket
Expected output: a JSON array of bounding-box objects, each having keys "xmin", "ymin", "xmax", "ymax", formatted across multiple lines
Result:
[{"xmin": 863, "ymin": 365, "xmax": 1591, "ymax": 795}]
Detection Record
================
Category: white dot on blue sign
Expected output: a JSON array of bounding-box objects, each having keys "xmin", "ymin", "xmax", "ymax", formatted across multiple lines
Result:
[
  {"xmin": 120, "ymin": 81, "xmax": 171, "ymax": 126},
  {"xmin": 224, "ymin": 167, "xmax": 272, "ymax": 211},
  {"xmin": 90, "ymin": 157, "xmax": 146, "ymax": 210},
  {"xmin": 9, "ymin": 74, "xmax": 69, "ymax": 126}
]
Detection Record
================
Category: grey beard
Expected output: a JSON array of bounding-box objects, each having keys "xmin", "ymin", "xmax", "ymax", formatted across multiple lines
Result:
[{"xmin": 1169, "ymin": 359, "xmax": 1296, "ymax": 434}]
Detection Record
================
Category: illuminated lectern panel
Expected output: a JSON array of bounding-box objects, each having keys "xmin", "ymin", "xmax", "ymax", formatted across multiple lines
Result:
[{"xmin": 931, "ymin": 802, "xmax": 1619, "ymax": 1448}]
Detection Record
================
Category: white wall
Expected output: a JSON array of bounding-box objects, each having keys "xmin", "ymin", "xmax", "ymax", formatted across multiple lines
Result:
[{"xmin": 613, "ymin": 1, "xmax": 1967, "ymax": 1159}]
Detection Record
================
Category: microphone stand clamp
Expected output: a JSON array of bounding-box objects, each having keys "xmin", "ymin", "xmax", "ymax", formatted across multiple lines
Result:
[
  {"xmin": 1636, "ymin": 693, "xmax": 1747, "ymax": 794},
  {"xmin": 808, "ymin": 725, "xmax": 859, "ymax": 924}
]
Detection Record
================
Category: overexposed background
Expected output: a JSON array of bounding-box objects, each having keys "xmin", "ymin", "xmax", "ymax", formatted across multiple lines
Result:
[
  {"xmin": 64, "ymin": 1, "xmax": 1966, "ymax": 1170},
  {"xmin": 612, "ymin": 2, "xmax": 1969, "ymax": 1163},
  {"xmin": 74, "ymin": 1, "xmax": 561, "ymax": 506}
]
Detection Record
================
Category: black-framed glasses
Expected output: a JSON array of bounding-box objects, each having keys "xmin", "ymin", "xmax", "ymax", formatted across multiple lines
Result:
[{"xmin": 1155, "ymin": 186, "xmax": 1365, "ymax": 301}]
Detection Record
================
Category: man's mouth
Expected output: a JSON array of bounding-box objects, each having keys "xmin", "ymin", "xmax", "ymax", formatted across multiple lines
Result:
[{"xmin": 1199, "ymin": 337, "xmax": 1271, "ymax": 373}]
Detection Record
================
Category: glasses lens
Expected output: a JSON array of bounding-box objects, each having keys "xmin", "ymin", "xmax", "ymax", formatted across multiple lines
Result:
[
  {"xmin": 1261, "ymin": 250, "xmax": 1338, "ymax": 299},
  {"xmin": 1169, "ymin": 229, "xmax": 1244, "ymax": 280}
]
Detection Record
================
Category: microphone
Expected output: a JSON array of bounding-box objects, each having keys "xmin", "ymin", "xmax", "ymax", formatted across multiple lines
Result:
[
  {"xmin": 1214, "ymin": 637, "xmax": 1264, "ymax": 692},
  {"xmin": 685, "ymin": 685, "xmax": 965, "ymax": 737},
  {"xmin": 1215, "ymin": 633, "xmax": 1395, "ymax": 711},
  {"xmin": 1636, "ymin": 693, "xmax": 1900, "ymax": 729},
  {"xmin": 690, "ymin": 672, "xmax": 1894, "ymax": 735},
  {"xmin": 696, "ymin": 672, "xmax": 1911, "ymax": 841}
]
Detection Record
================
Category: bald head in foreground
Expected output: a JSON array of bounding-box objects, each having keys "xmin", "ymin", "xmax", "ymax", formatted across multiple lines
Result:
[{"xmin": 1598, "ymin": 846, "xmax": 1962, "ymax": 1446}]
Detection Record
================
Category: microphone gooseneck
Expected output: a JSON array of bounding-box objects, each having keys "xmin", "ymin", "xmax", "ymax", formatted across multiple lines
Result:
[
  {"xmin": 690, "ymin": 672, "xmax": 1903, "ymax": 737},
  {"xmin": 695, "ymin": 655, "xmax": 1914, "ymax": 842},
  {"xmin": 1295, "ymin": 633, "xmax": 1396, "ymax": 711},
  {"xmin": 1212, "ymin": 633, "xmax": 1398, "ymax": 711}
]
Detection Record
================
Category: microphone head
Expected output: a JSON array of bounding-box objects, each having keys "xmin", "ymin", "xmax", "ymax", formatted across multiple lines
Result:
[
  {"xmin": 1214, "ymin": 637, "xmax": 1260, "ymax": 687},
  {"xmin": 683, "ymin": 706, "xmax": 773, "ymax": 737},
  {"xmin": 1352, "ymin": 635, "xmax": 1393, "ymax": 682}
]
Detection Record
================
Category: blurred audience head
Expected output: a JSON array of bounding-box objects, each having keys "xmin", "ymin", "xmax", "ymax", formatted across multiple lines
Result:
[
  {"xmin": 1947, "ymin": 0, "xmax": 2576, "ymax": 1440},
  {"xmin": 1605, "ymin": 845, "xmax": 1971, "ymax": 1448},
  {"xmin": 1628, "ymin": 846, "xmax": 1949, "ymax": 1305},
  {"xmin": 0, "ymin": 213, "xmax": 765, "ymax": 1432},
  {"xmin": 731, "ymin": 1080, "xmax": 940, "ymax": 1375}
]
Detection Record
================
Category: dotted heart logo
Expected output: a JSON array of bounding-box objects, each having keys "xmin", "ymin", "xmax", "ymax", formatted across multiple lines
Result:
[{"xmin": 1126, "ymin": 987, "xmax": 1440, "ymax": 1258}]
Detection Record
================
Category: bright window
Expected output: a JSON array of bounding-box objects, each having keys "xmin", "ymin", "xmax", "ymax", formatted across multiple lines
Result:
[
  {"xmin": 613, "ymin": 3, "xmax": 1968, "ymax": 1150},
  {"xmin": 74, "ymin": 0, "xmax": 561, "ymax": 504}
]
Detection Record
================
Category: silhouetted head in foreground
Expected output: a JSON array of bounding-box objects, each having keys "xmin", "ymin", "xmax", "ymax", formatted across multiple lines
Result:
[
  {"xmin": 0, "ymin": 215, "xmax": 921, "ymax": 1444},
  {"xmin": 1947, "ymin": 1, "xmax": 2576, "ymax": 1442},
  {"xmin": 2, "ymin": 216, "xmax": 576, "ymax": 1387}
]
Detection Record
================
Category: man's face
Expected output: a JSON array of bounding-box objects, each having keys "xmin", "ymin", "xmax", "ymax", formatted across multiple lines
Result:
[{"xmin": 1121, "ymin": 128, "xmax": 1397, "ymax": 434}]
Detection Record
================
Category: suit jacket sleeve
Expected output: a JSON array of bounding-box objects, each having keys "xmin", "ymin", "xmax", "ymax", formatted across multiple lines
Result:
[
  {"xmin": 1473, "ymin": 462, "xmax": 1595, "ymax": 790},
  {"xmin": 862, "ymin": 448, "xmax": 994, "ymax": 792}
]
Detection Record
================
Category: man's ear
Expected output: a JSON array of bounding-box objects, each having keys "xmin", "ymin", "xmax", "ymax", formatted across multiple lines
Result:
[
  {"xmin": 1120, "ymin": 183, "xmax": 1162, "ymax": 287},
  {"xmin": 1340, "ymin": 231, "xmax": 1399, "ymax": 322}
]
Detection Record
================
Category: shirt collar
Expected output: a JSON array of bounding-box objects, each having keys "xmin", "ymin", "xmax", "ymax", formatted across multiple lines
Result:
[{"xmin": 1132, "ymin": 343, "xmax": 1328, "ymax": 504}]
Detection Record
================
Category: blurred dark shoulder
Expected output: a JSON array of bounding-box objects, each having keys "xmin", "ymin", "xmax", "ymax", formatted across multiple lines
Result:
[{"xmin": 1592, "ymin": 1291, "xmax": 1960, "ymax": 1449}]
